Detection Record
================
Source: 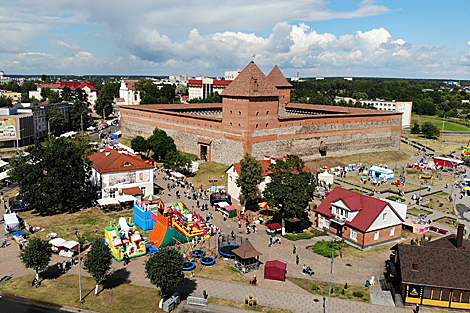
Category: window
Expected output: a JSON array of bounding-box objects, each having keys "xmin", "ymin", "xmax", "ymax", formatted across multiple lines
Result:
[
  {"xmin": 390, "ymin": 227, "xmax": 395, "ymax": 236},
  {"xmin": 383, "ymin": 213, "xmax": 387, "ymax": 221},
  {"xmin": 374, "ymin": 231, "xmax": 379, "ymax": 240},
  {"xmin": 229, "ymin": 176, "xmax": 232, "ymax": 183},
  {"xmin": 266, "ymin": 111, "xmax": 269, "ymax": 116},
  {"xmin": 141, "ymin": 187, "xmax": 146, "ymax": 195},
  {"xmin": 423, "ymin": 287, "xmax": 432, "ymax": 299},
  {"xmin": 256, "ymin": 111, "xmax": 259, "ymax": 117},
  {"xmin": 110, "ymin": 191, "xmax": 116, "ymax": 198},
  {"xmin": 432, "ymin": 288, "xmax": 441, "ymax": 300},
  {"xmin": 350, "ymin": 229, "xmax": 358, "ymax": 241}
]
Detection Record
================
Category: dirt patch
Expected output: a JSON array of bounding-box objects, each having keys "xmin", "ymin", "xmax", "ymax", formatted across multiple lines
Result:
[
  {"xmin": 434, "ymin": 216, "xmax": 458, "ymax": 228},
  {"xmin": 422, "ymin": 192, "xmax": 454, "ymax": 214},
  {"xmin": 186, "ymin": 161, "xmax": 228, "ymax": 191},
  {"xmin": 208, "ymin": 298, "xmax": 293, "ymax": 313}
]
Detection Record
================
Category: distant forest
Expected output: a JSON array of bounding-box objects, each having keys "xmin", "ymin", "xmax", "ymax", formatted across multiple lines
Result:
[{"xmin": 291, "ymin": 78, "xmax": 470, "ymax": 118}]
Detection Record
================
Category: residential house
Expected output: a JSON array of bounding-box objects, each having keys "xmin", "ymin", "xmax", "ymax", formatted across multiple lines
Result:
[
  {"xmin": 88, "ymin": 149, "xmax": 154, "ymax": 199},
  {"xmin": 315, "ymin": 187, "xmax": 406, "ymax": 249},
  {"xmin": 29, "ymin": 81, "xmax": 97, "ymax": 105},
  {"xmin": 391, "ymin": 224, "xmax": 470, "ymax": 310}
]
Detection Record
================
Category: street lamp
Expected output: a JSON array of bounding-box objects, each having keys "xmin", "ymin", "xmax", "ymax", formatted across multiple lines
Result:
[{"xmin": 75, "ymin": 227, "xmax": 82, "ymax": 302}]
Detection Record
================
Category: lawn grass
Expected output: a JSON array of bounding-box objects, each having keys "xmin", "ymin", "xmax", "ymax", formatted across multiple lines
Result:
[
  {"xmin": 422, "ymin": 191, "xmax": 454, "ymax": 214},
  {"xmin": 186, "ymin": 257, "xmax": 250, "ymax": 285},
  {"xmin": 18, "ymin": 208, "xmax": 152, "ymax": 246},
  {"xmin": 403, "ymin": 134, "xmax": 466, "ymax": 155},
  {"xmin": 411, "ymin": 115, "xmax": 470, "ymax": 132},
  {"xmin": 407, "ymin": 208, "xmax": 433, "ymax": 216},
  {"xmin": 338, "ymin": 176, "xmax": 421, "ymax": 194},
  {"xmin": 116, "ymin": 137, "xmax": 132, "ymax": 148},
  {"xmin": 405, "ymin": 171, "xmax": 455, "ymax": 187},
  {"xmin": 0, "ymin": 274, "xmax": 164, "ymax": 313},
  {"xmin": 305, "ymin": 151, "xmax": 413, "ymax": 173},
  {"xmin": 208, "ymin": 298, "xmax": 293, "ymax": 313},
  {"xmin": 286, "ymin": 277, "xmax": 370, "ymax": 303},
  {"xmin": 434, "ymin": 216, "xmax": 458, "ymax": 228},
  {"xmin": 186, "ymin": 161, "xmax": 229, "ymax": 190}
]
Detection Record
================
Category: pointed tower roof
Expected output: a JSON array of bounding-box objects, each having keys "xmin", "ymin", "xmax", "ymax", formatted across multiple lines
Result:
[
  {"xmin": 267, "ymin": 65, "xmax": 292, "ymax": 88},
  {"xmin": 221, "ymin": 61, "xmax": 279, "ymax": 97}
]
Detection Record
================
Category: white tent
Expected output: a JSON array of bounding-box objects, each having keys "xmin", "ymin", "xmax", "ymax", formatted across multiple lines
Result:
[
  {"xmin": 59, "ymin": 240, "xmax": 79, "ymax": 251},
  {"xmin": 318, "ymin": 171, "xmax": 334, "ymax": 185},
  {"xmin": 0, "ymin": 160, "xmax": 8, "ymax": 168},
  {"xmin": 116, "ymin": 195, "xmax": 136, "ymax": 203},
  {"xmin": 49, "ymin": 237, "xmax": 67, "ymax": 247},
  {"xmin": 4, "ymin": 213, "xmax": 20, "ymax": 232},
  {"xmin": 97, "ymin": 198, "xmax": 120, "ymax": 206}
]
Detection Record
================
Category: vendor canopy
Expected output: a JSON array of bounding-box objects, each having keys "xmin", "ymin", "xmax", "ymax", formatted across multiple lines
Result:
[
  {"xmin": 4, "ymin": 213, "xmax": 20, "ymax": 231},
  {"xmin": 264, "ymin": 260, "xmax": 287, "ymax": 282},
  {"xmin": 49, "ymin": 238, "xmax": 67, "ymax": 247},
  {"xmin": 59, "ymin": 240, "xmax": 79, "ymax": 251},
  {"xmin": 97, "ymin": 198, "xmax": 120, "ymax": 206},
  {"xmin": 116, "ymin": 195, "xmax": 136, "ymax": 203}
]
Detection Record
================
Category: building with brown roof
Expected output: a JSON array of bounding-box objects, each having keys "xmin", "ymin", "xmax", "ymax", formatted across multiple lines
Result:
[
  {"xmin": 119, "ymin": 79, "xmax": 141, "ymax": 105},
  {"xmin": 391, "ymin": 224, "xmax": 470, "ymax": 310},
  {"xmin": 120, "ymin": 61, "xmax": 402, "ymax": 165},
  {"xmin": 88, "ymin": 148, "xmax": 154, "ymax": 199}
]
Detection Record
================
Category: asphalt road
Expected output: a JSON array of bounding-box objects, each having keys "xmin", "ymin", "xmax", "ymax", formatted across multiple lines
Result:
[
  {"xmin": 0, "ymin": 296, "xmax": 61, "ymax": 313},
  {"xmin": 89, "ymin": 122, "xmax": 121, "ymax": 142}
]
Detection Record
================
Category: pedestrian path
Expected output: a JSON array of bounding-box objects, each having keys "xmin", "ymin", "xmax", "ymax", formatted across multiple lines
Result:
[{"xmin": 370, "ymin": 287, "xmax": 396, "ymax": 307}]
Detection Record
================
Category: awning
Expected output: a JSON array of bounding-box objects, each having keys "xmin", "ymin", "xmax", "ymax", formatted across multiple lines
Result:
[
  {"xmin": 170, "ymin": 172, "xmax": 185, "ymax": 178},
  {"xmin": 49, "ymin": 238, "xmax": 67, "ymax": 247},
  {"xmin": 12, "ymin": 230, "xmax": 26, "ymax": 236},
  {"xmin": 59, "ymin": 240, "xmax": 79, "ymax": 251},
  {"xmin": 122, "ymin": 186, "xmax": 142, "ymax": 195},
  {"xmin": 97, "ymin": 198, "xmax": 120, "ymax": 206},
  {"xmin": 0, "ymin": 160, "xmax": 8, "ymax": 168},
  {"xmin": 0, "ymin": 171, "xmax": 9, "ymax": 180},
  {"xmin": 116, "ymin": 195, "xmax": 136, "ymax": 202},
  {"xmin": 267, "ymin": 223, "xmax": 282, "ymax": 230},
  {"xmin": 217, "ymin": 201, "xmax": 230, "ymax": 208},
  {"xmin": 225, "ymin": 205, "xmax": 237, "ymax": 211}
]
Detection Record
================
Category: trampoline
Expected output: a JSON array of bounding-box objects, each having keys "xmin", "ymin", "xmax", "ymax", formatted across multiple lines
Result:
[
  {"xmin": 200, "ymin": 256, "xmax": 216, "ymax": 266},
  {"xmin": 218, "ymin": 244, "xmax": 240, "ymax": 258},
  {"xmin": 183, "ymin": 261, "xmax": 196, "ymax": 271},
  {"xmin": 191, "ymin": 249, "xmax": 205, "ymax": 258}
]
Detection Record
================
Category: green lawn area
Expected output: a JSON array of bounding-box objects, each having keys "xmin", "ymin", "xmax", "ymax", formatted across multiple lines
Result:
[
  {"xmin": 0, "ymin": 274, "xmax": 164, "ymax": 313},
  {"xmin": 411, "ymin": 115, "xmax": 470, "ymax": 132},
  {"xmin": 186, "ymin": 161, "xmax": 228, "ymax": 190},
  {"xmin": 434, "ymin": 216, "xmax": 458, "ymax": 228},
  {"xmin": 422, "ymin": 191, "xmax": 454, "ymax": 215},
  {"xmin": 407, "ymin": 208, "xmax": 433, "ymax": 216},
  {"xmin": 287, "ymin": 277, "xmax": 370, "ymax": 303}
]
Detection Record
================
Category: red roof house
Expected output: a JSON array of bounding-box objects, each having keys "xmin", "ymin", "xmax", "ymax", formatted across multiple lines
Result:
[{"xmin": 315, "ymin": 187, "xmax": 406, "ymax": 249}]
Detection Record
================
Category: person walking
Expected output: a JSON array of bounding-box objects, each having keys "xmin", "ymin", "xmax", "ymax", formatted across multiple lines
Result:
[
  {"xmin": 293, "ymin": 244, "xmax": 297, "ymax": 254},
  {"xmin": 296, "ymin": 254, "xmax": 299, "ymax": 265},
  {"xmin": 238, "ymin": 220, "xmax": 241, "ymax": 231}
]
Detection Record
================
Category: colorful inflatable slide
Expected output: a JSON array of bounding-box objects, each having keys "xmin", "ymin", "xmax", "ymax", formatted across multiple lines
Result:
[{"xmin": 104, "ymin": 217, "xmax": 147, "ymax": 261}]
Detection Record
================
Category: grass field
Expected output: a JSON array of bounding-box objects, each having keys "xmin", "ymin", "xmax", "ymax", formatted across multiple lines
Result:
[
  {"xmin": 422, "ymin": 191, "xmax": 454, "ymax": 214},
  {"xmin": 208, "ymin": 298, "xmax": 292, "ymax": 313},
  {"xmin": 434, "ymin": 216, "xmax": 458, "ymax": 228},
  {"xmin": 405, "ymin": 171, "xmax": 455, "ymax": 186},
  {"xmin": 0, "ymin": 274, "xmax": 164, "ymax": 313},
  {"xmin": 338, "ymin": 176, "xmax": 424, "ymax": 195},
  {"xmin": 186, "ymin": 161, "xmax": 228, "ymax": 190},
  {"xmin": 411, "ymin": 115, "xmax": 470, "ymax": 132},
  {"xmin": 407, "ymin": 208, "xmax": 433, "ymax": 216},
  {"xmin": 305, "ymin": 151, "xmax": 413, "ymax": 173},
  {"xmin": 287, "ymin": 277, "xmax": 370, "ymax": 302}
]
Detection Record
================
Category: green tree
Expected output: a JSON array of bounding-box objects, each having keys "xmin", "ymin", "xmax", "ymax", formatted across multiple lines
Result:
[
  {"xmin": 263, "ymin": 155, "xmax": 315, "ymax": 219},
  {"xmin": 131, "ymin": 136, "xmax": 151, "ymax": 157},
  {"xmin": 41, "ymin": 74, "xmax": 50, "ymax": 83},
  {"xmin": 73, "ymin": 132, "xmax": 95, "ymax": 157},
  {"xmin": 94, "ymin": 92, "xmax": 113, "ymax": 119},
  {"xmin": 9, "ymin": 137, "xmax": 92, "ymax": 215},
  {"xmin": 61, "ymin": 86, "xmax": 73, "ymax": 101},
  {"xmin": 48, "ymin": 90, "xmax": 61, "ymax": 104},
  {"xmin": 236, "ymin": 153, "xmax": 263, "ymax": 204},
  {"xmin": 40, "ymin": 87, "xmax": 50, "ymax": 100},
  {"xmin": 74, "ymin": 88, "xmax": 88, "ymax": 103},
  {"xmin": 47, "ymin": 105, "xmax": 68, "ymax": 136},
  {"xmin": 147, "ymin": 128, "xmax": 177, "ymax": 161},
  {"xmin": 163, "ymin": 151, "xmax": 191, "ymax": 173},
  {"xmin": 145, "ymin": 247, "xmax": 184, "ymax": 296},
  {"xmin": 70, "ymin": 100, "xmax": 93, "ymax": 131},
  {"xmin": 19, "ymin": 238, "xmax": 52, "ymax": 281},
  {"xmin": 22, "ymin": 80, "xmax": 37, "ymax": 93},
  {"xmin": 421, "ymin": 121, "xmax": 440, "ymax": 139},
  {"xmin": 410, "ymin": 123, "xmax": 421, "ymax": 134},
  {"xmin": 83, "ymin": 240, "xmax": 113, "ymax": 295},
  {"xmin": 0, "ymin": 96, "xmax": 13, "ymax": 108},
  {"xmin": 3, "ymin": 81, "xmax": 21, "ymax": 92}
]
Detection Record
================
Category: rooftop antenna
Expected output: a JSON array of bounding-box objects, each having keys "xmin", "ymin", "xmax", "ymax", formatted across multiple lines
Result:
[{"xmin": 252, "ymin": 54, "xmax": 256, "ymax": 61}]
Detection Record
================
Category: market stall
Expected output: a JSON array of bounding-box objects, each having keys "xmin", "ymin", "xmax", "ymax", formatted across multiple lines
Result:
[
  {"xmin": 4, "ymin": 213, "xmax": 21, "ymax": 232},
  {"xmin": 369, "ymin": 166, "xmax": 394, "ymax": 181},
  {"xmin": 214, "ymin": 201, "xmax": 237, "ymax": 218},
  {"xmin": 318, "ymin": 171, "xmax": 334, "ymax": 185},
  {"xmin": 57, "ymin": 240, "xmax": 79, "ymax": 258},
  {"xmin": 266, "ymin": 223, "xmax": 282, "ymax": 236},
  {"xmin": 264, "ymin": 260, "xmax": 287, "ymax": 282}
]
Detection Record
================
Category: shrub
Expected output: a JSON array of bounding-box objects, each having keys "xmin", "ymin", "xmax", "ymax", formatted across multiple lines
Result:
[
  {"xmin": 297, "ymin": 232, "xmax": 314, "ymax": 240},
  {"xmin": 313, "ymin": 240, "xmax": 340, "ymax": 258},
  {"xmin": 311, "ymin": 283, "xmax": 320, "ymax": 291},
  {"xmin": 353, "ymin": 291, "xmax": 364, "ymax": 298},
  {"xmin": 282, "ymin": 234, "xmax": 298, "ymax": 241},
  {"xmin": 341, "ymin": 289, "xmax": 345, "ymax": 295}
]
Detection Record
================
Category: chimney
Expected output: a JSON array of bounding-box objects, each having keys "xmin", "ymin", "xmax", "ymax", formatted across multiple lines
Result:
[
  {"xmin": 457, "ymin": 224, "xmax": 465, "ymax": 248},
  {"xmin": 99, "ymin": 148, "xmax": 104, "ymax": 153},
  {"xmin": 105, "ymin": 151, "xmax": 111, "ymax": 157},
  {"xmin": 412, "ymin": 262, "xmax": 418, "ymax": 271}
]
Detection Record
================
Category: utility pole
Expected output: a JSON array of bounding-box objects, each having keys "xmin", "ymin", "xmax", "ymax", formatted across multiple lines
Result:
[
  {"xmin": 442, "ymin": 115, "xmax": 445, "ymax": 131},
  {"xmin": 327, "ymin": 246, "xmax": 334, "ymax": 313},
  {"xmin": 80, "ymin": 114, "xmax": 83, "ymax": 132},
  {"xmin": 75, "ymin": 226, "xmax": 82, "ymax": 302}
]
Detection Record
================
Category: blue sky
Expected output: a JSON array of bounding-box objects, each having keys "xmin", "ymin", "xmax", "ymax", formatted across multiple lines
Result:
[{"xmin": 1, "ymin": 0, "xmax": 470, "ymax": 79}]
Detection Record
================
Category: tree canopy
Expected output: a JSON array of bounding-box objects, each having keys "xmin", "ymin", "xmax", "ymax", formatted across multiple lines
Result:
[
  {"xmin": 410, "ymin": 123, "xmax": 421, "ymax": 134},
  {"xmin": 263, "ymin": 155, "xmax": 315, "ymax": 219},
  {"xmin": 19, "ymin": 238, "xmax": 52, "ymax": 281},
  {"xmin": 0, "ymin": 96, "xmax": 13, "ymax": 108},
  {"xmin": 130, "ymin": 128, "xmax": 177, "ymax": 161},
  {"xmin": 94, "ymin": 89, "xmax": 113, "ymax": 119},
  {"xmin": 135, "ymin": 79, "xmax": 176, "ymax": 104},
  {"xmin": 83, "ymin": 240, "xmax": 113, "ymax": 294},
  {"xmin": 163, "ymin": 151, "xmax": 191, "ymax": 174},
  {"xmin": 236, "ymin": 153, "xmax": 263, "ymax": 204},
  {"xmin": 70, "ymin": 99, "xmax": 93, "ymax": 131},
  {"xmin": 145, "ymin": 247, "xmax": 184, "ymax": 296},
  {"xmin": 9, "ymin": 137, "xmax": 92, "ymax": 215},
  {"xmin": 47, "ymin": 105, "xmax": 68, "ymax": 136},
  {"xmin": 131, "ymin": 136, "xmax": 151, "ymax": 157},
  {"xmin": 421, "ymin": 121, "xmax": 440, "ymax": 139}
]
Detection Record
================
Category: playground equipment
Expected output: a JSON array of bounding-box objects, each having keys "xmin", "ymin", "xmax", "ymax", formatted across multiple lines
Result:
[
  {"xmin": 200, "ymin": 256, "xmax": 216, "ymax": 266},
  {"xmin": 133, "ymin": 199, "xmax": 164, "ymax": 231},
  {"xmin": 219, "ymin": 244, "xmax": 240, "ymax": 258},
  {"xmin": 104, "ymin": 217, "xmax": 147, "ymax": 262},
  {"xmin": 183, "ymin": 261, "xmax": 196, "ymax": 271},
  {"xmin": 237, "ymin": 207, "xmax": 248, "ymax": 223},
  {"xmin": 148, "ymin": 203, "xmax": 210, "ymax": 248}
]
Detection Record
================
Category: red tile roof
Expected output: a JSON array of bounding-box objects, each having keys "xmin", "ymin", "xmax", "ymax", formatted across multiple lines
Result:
[
  {"xmin": 88, "ymin": 149, "xmax": 154, "ymax": 174},
  {"xmin": 38, "ymin": 83, "xmax": 61, "ymax": 89},
  {"xmin": 267, "ymin": 65, "xmax": 292, "ymax": 88},
  {"xmin": 123, "ymin": 79, "xmax": 139, "ymax": 91},
  {"xmin": 38, "ymin": 82, "xmax": 97, "ymax": 91},
  {"xmin": 221, "ymin": 61, "xmax": 280, "ymax": 98},
  {"xmin": 122, "ymin": 186, "xmax": 143, "ymax": 195},
  {"xmin": 316, "ymin": 187, "xmax": 403, "ymax": 232}
]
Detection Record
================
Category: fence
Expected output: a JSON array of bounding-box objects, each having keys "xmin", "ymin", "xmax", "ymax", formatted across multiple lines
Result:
[{"xmin": 187, "ymin": 296, "xmax": 208, "ymax": 308}]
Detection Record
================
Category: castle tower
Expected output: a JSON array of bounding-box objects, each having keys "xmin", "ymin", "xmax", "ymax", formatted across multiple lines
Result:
[{"xmin": 267, "ymin": 65, "xmax": 292, "ymax": 106}]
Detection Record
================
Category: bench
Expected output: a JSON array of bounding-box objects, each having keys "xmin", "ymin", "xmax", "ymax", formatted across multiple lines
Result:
[
  {"xmin": 429, "ymin": 226, "xmax": 438, "ymax": 231},
  {"xmin": 438, "ymin": 229, "xmax": 448, "ymax": 234},
  {"xmin": 187, "ymin": 296, "xmax": 208, "ymax": 308}
]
